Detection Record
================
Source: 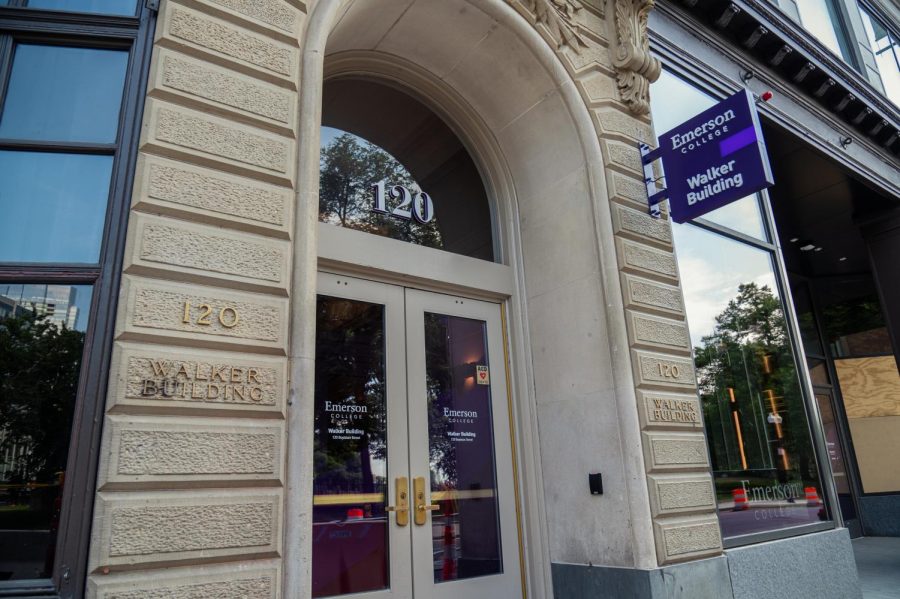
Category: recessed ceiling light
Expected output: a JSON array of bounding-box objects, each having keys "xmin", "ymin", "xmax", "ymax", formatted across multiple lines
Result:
[
  {"xmin": 790, "ymin": 238, "xmax": 799, "ymax": 243},
  {"xmin": 839, "ymin": 257, "xmax": 847, "ymax": 261},
  {"xmin": 814, "ymin": 247, "xmax": 823, "ymax": 252},
  {"xmin": 800, "ymin": 244, "xmax": 816, "ymax": 251}
]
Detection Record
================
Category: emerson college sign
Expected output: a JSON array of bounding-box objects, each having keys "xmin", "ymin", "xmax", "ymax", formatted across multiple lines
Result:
[{"xmin": 642, "ymin": 89, "xmax": 775, "ymax": 223}]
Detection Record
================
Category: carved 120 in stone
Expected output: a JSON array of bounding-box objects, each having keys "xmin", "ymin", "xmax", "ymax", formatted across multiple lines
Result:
[{"xmin": 182, "ymin": 301, "xmax": 240, "ymax": 328}]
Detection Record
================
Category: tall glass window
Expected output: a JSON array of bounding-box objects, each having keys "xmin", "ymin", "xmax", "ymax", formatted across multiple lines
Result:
[
  {"xmin": 651, "ymin": 69, "xmax": 830, "ymax": 542},
  {"xmin": 859, "ymin": 3, "xmax": 900, "ymax": 107},
  {"xmin": 795, "ymin": 0, "xmax": 853, "ymax": 62},
  {"xmin": 0, "ymin": 1, "xmax": 149, "ymax": 594}
]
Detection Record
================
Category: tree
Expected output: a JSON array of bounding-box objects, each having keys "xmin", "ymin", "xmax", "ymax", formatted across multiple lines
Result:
[
  {"xmin": 694, "ymin": 283, "xmax": 815, "ymax": 482},
  {"xmin": 0, "ymin": 311, "xmax": 84, "ymax": 500},
  {"xmin": 319, "ymin": 132, "xmax": 443, "ymax": 248}
]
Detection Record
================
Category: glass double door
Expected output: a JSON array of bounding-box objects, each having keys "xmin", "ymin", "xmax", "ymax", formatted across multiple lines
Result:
[{"xmin": 312, "ymin": 273, "xmax": 521, "ymax": 599}]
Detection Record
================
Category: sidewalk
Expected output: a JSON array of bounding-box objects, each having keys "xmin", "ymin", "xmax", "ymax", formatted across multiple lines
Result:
[{"xmin": 853, "ymin": 537, "xmax": 900, "ymax": 599}]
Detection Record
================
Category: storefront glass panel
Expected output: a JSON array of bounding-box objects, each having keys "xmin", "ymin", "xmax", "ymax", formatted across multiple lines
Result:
[
  {"xmin": 673, "ymin": 224, "xmax": 826, "ymax": 538},
  {"xmin": 0, "ymin": 284, "xmax": 92, "ymax": 580}
]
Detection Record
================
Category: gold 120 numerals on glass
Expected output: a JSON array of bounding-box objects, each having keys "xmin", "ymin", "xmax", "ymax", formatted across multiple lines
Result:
[{"xmin": 182, "ymin": 301, "xmax": 240, "ymax": 328}]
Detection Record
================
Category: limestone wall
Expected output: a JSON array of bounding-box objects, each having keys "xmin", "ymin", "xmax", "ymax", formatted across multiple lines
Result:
[
  {"xmin": 505, "ymin": 0, "xmax": 722, "ymax": 565},
  {"xmin": 86, "ymin": 1, "xmax": 305, "ymax": 596}
]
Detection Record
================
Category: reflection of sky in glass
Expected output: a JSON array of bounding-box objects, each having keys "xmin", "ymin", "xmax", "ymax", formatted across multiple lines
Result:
[
  {"xmin": 0, "ymin": 45, "xmax": 128, "ymax": 143},
  {"xmin": 320, "ymin": 126, "xmax": 343, "ymax": 149},
  {"xmin": 320, "ymin": 126, "xmax": 413, "ymax": 178},
  {"xmin": 796, "ymin": 0, "xmax": 847, "ymax": 59},
  {"xmin": 0, "ymin": 151, "xmax": 113, "ymax": 263},
  {"xmin": 650, "ymin": 70, "xmax": 767, "ymax": 239},
  {"xmin": 860, "ymin": 8, "xmax": 900, "ymax": 107},
  {"xmin": 26, "ymin": 0, "xmax": 137, "ymax": 16},
  {"xmin": 673, "ymin": 224, "xmax": 778, "ymax": 346}
]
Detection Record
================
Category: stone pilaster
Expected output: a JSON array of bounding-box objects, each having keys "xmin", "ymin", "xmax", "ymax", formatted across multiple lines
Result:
[
  {"xmin": 508, "ymin": 0, "xmax": 722, "ymax": 566},
  {"xmin": 86, "ymin": 1, "xmax": 304, "ymax": 596}
]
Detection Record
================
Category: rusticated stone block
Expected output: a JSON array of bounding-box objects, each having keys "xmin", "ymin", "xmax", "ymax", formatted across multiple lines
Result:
[
  {"xmin": 560, "ymin": 42, "xmax": 614, "ymax": 76},
  {"xmin": 126, "ymin": 213, "xmax": 289, "ymax": 294},
  {"xmin": 616, "ymin": 238, "xmax": 679, "ymax": 283},
  {"xmin": 107, "ymin": 342, "xmax": 284, "ymax": 413},
  {"xmin": 642, "ymin": 431, "xmax": 710, "ymax": 472},
  {"xmin": 90, "ymin": 489, "xmax": 281, "ymax": 568},
  {"xmin": 602, "ymin": 140, "xmax": 644, "ymax": 178},
  {"xmin": 134, "ymin": 155, "xmax": 291, "ymax": 237},
  {"xmin": 636, "ymin": 389, "xmax": 703, "ymax": 430},
  {"xmin": 577, "ymin": 70, "xmax": 617, "ymax": 105},
  {"xmin": 117, "ymin": 276, "xmax": 288, "ymax": 354},
  {"xmin": 100, "ymin": 415, "xmax": 283, "ymax": 486},
  {"xmin": 654, "ymin": 514, "xmax": 723, "ymax": 563},
  {"xmin": 142, "ymin": 99, "xmax": 293, "ymax": 185},
  {"xmin": 202, "ymin": 0, "xmax": 302, "ymax": 35},
  {"xmin": 593, "ymin": 106, "xmax": 654, "ymax": 144},
  {"xmin": 621, "ymin": 273, "xmax": 685, "ymax": 317},
  {"xmin": 632, "ymin": 349, "xmax": 696, "ymax": 390},
  {"xmin": 158, "ymin": 3, "xmax": 297, "ymax": 83},
  {"xmin": 626, "ymin": 311, "xmax": 690, "ymax": 353},
  {"xmin": 612, "ymin": 203, "xmax": 672, "ymax": 249},
  {"xmin": 608, "ymin": 171, "xmax": 648, "ymax": 209},
  {"xmin": 87, "ymin": 560, "xmax": 281, "ymax": 599},
  {"xmin": 150, "ymin": 48, "xmax": 295, "ymax": 135},
  {"xmin": 647, "ymin": 474, "xmax": 716, "ymax": 517}
]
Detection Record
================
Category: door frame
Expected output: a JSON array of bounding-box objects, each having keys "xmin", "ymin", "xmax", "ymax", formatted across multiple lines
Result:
[{"xmin": 315, "ymin": 268, "xmax": 528, "ymax": 598}]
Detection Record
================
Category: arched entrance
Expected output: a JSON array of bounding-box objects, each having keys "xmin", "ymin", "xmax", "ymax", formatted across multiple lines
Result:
[{"xmin": 286, "ymin": 1, "xmax": 624, "ymax": 597}]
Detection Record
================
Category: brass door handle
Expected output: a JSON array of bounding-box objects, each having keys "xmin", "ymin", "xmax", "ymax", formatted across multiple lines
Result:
[
  {"xmin": 413, "ymin": 477, "xmax": 440, "ymax": 525},
  {"xmin": 387, "ymin": 477, "xmax": 409, "ymax": 527}
]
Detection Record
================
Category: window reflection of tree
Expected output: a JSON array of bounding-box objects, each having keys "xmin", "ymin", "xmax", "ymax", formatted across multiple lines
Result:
[
  {"xmin": 0, "ymin": 310, "xmax": 84, "ymax": 576},
  {"xmin": 313, "ymin": 299, "xmax": 387, "ymax": 498},
  {"xmin": 319, "ymin": 132, "xmax": 443, "ymax": 248},
  {"xmin": 424, "ymin": 314, "xmax": 458, "ymax": 488},
  {"xmin": 694, "ymin": 283, "xmax": 817, "ymax": 494}
]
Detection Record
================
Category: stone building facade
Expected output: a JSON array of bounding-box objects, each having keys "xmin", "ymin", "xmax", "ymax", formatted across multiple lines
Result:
[{"xmin": 0, "ymin": 0, "xmax": 897, "ymax": 597}]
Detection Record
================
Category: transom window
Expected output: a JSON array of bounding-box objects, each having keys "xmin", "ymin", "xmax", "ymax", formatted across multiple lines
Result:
[{"xmin": 320, "ymin": 78, "xmax": 495, "ymax": 262}]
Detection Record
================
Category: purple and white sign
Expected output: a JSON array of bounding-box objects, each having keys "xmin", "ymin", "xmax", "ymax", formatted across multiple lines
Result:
[{"xmin": 643, "ymin": 89, "xmax": 774, "ymax": 223}]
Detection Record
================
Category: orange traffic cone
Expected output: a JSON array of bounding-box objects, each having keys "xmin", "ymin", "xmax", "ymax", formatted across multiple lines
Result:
[
  {"xmin": 805, "ymin": 486, "xmax": 820, "ymax": 507},
  {"xmin": 732, "ymin": 488, "xmax": 750, "ymax": 511},
  {"xmin": 441, "ymin": 505, "xmax": 456, "ymax": 580}
]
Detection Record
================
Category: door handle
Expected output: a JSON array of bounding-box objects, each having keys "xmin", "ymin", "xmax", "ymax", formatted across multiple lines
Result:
[
  {"xmin": 385, "ymin": 476, "xmax": 409, "ymax": 527},
  {"xmin": 413, "ymin": 476, "xmax": 440, "ymax": 525}
]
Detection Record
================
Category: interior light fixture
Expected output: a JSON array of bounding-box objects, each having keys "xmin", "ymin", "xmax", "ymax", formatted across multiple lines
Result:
[
  {"xmin": 789, "ymin": 237, "xmax": 799, "ymax": 243},
  {"xmin": 799, "ymin": 244, "xmax": 816, "ymax": 251}
]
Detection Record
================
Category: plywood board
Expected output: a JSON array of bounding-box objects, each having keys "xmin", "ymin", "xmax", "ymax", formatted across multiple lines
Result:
[{"xmin": 834, "ymin": 356, "xmax": 900, "ymax": 418}]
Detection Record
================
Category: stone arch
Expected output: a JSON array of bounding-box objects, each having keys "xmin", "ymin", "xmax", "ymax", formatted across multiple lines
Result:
[{"xmin": 285, "ymin": 0, "xmax": 653, "ymax": 595}]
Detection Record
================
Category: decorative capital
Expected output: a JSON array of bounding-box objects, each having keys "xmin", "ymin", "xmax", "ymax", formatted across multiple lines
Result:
[
  {"xmin": 511, "ymin": 0, "xmax": 589, "ymax": 54},
  {"xmin": 612, "ymin": 0, "xmax": 661, "ymax": 115}
]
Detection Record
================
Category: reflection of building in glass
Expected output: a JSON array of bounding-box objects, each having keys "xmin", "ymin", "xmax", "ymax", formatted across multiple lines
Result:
[{"xmin": 0, "ymin": 284, "xmax": 80, "ymax": 330}]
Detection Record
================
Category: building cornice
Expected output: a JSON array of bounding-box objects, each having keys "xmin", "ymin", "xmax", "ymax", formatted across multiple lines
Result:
[{"xmin": 659, "ymin": 0, "xmax": 900, "ymax": 161}]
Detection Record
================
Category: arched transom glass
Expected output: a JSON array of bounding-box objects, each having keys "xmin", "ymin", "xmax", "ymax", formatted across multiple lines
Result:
[{"xmin": 319, "ymin": 78, "xmax": 495, "ymax": 262}]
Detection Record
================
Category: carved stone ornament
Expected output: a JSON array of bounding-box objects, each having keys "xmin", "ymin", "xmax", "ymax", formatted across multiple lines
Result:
[
  {"xmin": 612, "ymin": 0, "xmax": 661, "ymax": 115},
  {"xmin": 511, "ymin": 0, "xmax": 589, "ymax": 53}
]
